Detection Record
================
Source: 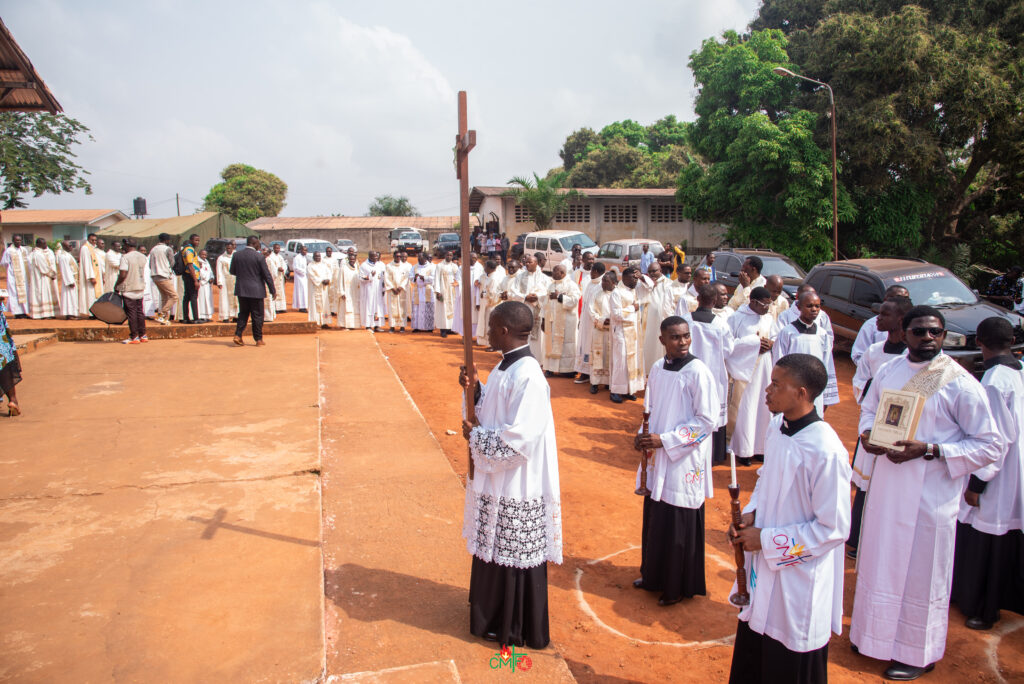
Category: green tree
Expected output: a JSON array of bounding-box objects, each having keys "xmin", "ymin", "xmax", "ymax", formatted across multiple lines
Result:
[
  {"xmin": 503, "ymin": 172, "xmax": 584, "ymax": 230},
  {"xmin": 599, "ymin": 119, "xmax": 649, "ymax": 148},
  {"xmin": 203, "ymin": 163, "xmax": 287, "ymax": 224},
  {"xmin": 645, "ymin": 115, "xmax": 692, "ymax": 153},
  {"xmin": 676, "ymin": 29, "xmax": 854, "ymax": 268},
  {"xmin": 0, "ymin": 113, "xmax": 93, "ymax": 209},
  {"xmin": 753, "ymin": 0, "xmax": 1024, "ymax": 265},
  {"xmin": 367, "ymin": 194, "xmax": 420, "ymax": 217},
  {"xmin": 559, "ymin": 128, "xmax": 601, "ymax": 171}
]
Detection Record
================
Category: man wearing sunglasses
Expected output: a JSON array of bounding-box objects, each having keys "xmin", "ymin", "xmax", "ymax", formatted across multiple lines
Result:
[{"xmin": 849, "ymin": 305, "xmax": 1002, "ymax": 681}]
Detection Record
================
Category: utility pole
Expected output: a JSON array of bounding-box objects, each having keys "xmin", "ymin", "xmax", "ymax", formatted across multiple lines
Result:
[{"xmin": 176, "ymin": 193, "xmax": 181, "ymax": 216}]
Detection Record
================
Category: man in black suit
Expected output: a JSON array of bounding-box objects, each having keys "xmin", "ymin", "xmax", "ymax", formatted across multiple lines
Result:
[{"xmin": 229, "ymin": 236, "xmax": 276, "ymax": 346}]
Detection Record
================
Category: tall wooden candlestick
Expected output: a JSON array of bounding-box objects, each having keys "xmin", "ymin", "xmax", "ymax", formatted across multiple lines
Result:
[
  {"xmin": 728, "ymin": 483, "xmax": 750, "ymax": 607},
  {"xmin": 635, "ymin": 410, "xmax": 652, "ymax": 496}
]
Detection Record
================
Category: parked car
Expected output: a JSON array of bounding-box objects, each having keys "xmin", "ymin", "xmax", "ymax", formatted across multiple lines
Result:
[
  {"xmin": 804, "ymin": 257, "xmax": 1024, "ymax": 374},
  {"xmin": 334, "ymin": 238, "xmax": 357, "ymax": 254},
  {"xmin": 433, "ymin": 232, "xmax": 462, "ymax": 258},
  {"xmin": 283, "ymin": 238, "xmax": 334, "ymax": 276},
  {"xmin": 203, "ymin": 237, "xmax": 249, "ymax": 282},
  {"xmin": 521, "ymin": 230, "xmax": 598, "ymax": 272},
  {"xmin": 387, "ymin": 227, "xmax": 428, "ymax": 254},
  {"xmin": 697, "ymin": 248, "xmax": 806, "ymax": 298},
  {"xmin": 595, "ymin": 239, "xmax": 665, "ymax": 275},
  {"xmin": 508, "ymin": 232, "xmax": 530, "ymax": 260}
]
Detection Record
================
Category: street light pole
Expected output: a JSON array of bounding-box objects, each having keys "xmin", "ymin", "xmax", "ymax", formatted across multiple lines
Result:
[{"xmin": 774, "ymin": 67, "xmax": 839, "ymax": 261}]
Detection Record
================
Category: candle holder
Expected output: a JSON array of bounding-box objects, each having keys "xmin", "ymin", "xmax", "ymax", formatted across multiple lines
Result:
[{"xmin": 728, "ymin": 483, "xmax": 750, "ymax": 607}]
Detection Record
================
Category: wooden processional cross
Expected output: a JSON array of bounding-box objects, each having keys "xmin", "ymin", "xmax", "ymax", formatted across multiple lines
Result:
[{"xmin": 455, "ymin": 91, "xmax": 477, "ymax": 480}]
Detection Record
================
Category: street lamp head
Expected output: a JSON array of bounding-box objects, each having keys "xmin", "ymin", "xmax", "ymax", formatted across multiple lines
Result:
[{"xmin": 773, "ymin": 67, "xmax": 797, "ymax": 77}]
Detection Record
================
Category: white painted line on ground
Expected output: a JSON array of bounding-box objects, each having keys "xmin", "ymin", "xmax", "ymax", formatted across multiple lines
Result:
[
  {"xmin": 328, "ymin": 659, "xmax": 461, "ymax": 682},
  {"xmin": 575, "ymin": 545, "xmax": 736, "ymax": 649}
]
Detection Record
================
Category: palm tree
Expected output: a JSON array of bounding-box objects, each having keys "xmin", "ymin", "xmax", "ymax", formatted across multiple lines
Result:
[{"xmin": 502, "ymin": 172, "xmax": 584, "ymax": 229}]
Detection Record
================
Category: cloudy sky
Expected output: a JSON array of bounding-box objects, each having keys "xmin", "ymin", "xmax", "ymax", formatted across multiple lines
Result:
[{"xmin": 3, "ymin": 0, "xmax": 760, "ymax": 218}]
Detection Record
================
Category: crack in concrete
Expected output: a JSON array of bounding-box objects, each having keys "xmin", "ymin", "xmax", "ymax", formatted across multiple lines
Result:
[{"xmin": 0, "ymin": 468, "xmax": 322, "ymax": 504}]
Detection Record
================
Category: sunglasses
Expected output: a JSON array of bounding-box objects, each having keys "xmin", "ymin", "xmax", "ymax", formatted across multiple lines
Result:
[{"xmin": 909, "ymin": 327, "xmax": 945, "ymax": 337}]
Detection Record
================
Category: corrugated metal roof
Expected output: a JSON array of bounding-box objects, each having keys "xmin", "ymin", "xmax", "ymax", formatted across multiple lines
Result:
[
  {"xmin": 246, "ymin": 216, "xmax": 462, "ymax": 230},
  {"xmin": 0, "ymin": 18, "xmax": 61, "ymax": 113},
  {"xmin": 469, "ymin": 186, "xmax": 677, "ymax": 211},
  {"xmin": 0, "ymin": 209, "xmax": 129, "ymax": 225}
]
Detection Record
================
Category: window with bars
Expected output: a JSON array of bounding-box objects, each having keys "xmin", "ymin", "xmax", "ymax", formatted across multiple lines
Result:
[
  {"xmin": 554, "ymin": 203, "xmax": 591, "ymax": 223},
  {"xmin": 514, "ymin": 206, "xmax": 534, "ymax": 223},
  {"xmin": 650, "ymin": 204, "xmax": 684, "ymax": 223},
  {"xmin": 602, "ymin": 204, "xmax": 638, "ymax": 223}
]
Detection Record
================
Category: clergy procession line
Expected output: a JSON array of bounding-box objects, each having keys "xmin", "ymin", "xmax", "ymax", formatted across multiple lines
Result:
[
  {"xmin": 447, "ymin": 249, "xmax": 1021, "ymax": 684},
  {"xmin": 3, "ymin": 234, "xmax": 1022, "ymax": 683}
]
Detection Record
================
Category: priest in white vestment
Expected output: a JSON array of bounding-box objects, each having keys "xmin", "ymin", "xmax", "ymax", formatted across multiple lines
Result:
[
  {"xmin": 358, "ymin": 251, "xmax": 386, "ymax": 330},
  {"xmin": 635, "ymin": 316, "xmax": 720, "ymax": 605},
  {"xmin": 850, "ymin": 305, "xmax": 1001, "ymax": 680},
  {"xmin": 453, "ymin": 253, "xmax": 484, "ymax": 337},
  {"xmin": 508, "ymin": 254, "xmax": 549, "ymax": 363},
  {"xmin": 542, "ymin": 265, "xmax": 580, "ymax": 374},
  {"xmin": 267, "ymin": 244, "xmax": 288, "ymax": 312},
  {"xmin": 78, "ymin": 236, "xmax": 105, "ymax": 317},
  {"xmin": 725, "ymin": 288, "xmax": 777, "ymax": 465},
  {"xmin": 609, "ymin": 267, "xmax": 644, "ymax": 402},
  {"xmin": 197, "ymin": 251, "xmax": 214, "ymax": 321},
  {"xmin": 56, "ymin": 241, "xmax": 79, "ymax": 318},
  {"xmin": 335, "ymin": 251, "xmax": 362, "ymax": 329},
  {"xmin": 216, "ymin": 245, "xmax": 238, "ymax": 321},
  {"xmin": 383, "ymin": 252, "xmax": 412, "ymax": 332},
  {"xmin": 589, "ymin": 273, "xmax": 615, "ymax": 391},
  {"xmin": 772, "ymin": 292, "xmax": 839, "ymax": 416},
  {"xmin": 475, "ymin": 260, "xmax": 504, "ymax": 347},
  {"xmin": 729, "ymin": 354, "xmax": 851, "ymax": 683},
  {"xmin": 409, "ymin": 253, "xmax": 435, "ymax": 332},
  {"xmin": 1, "ymin": 236, "xmax": 30, "ymax": 317},
  {"xmin": 712, "ymin": 282, "xmax": 734, "ymax": 321},
  {"xmin": 574, "ymin": 262, "xmax": 606, "ymax": 383},
  {"xmin": 104, "ymin": 243, "xmax": 122, "ymax": 294},
  {"xmin": 461, "ymin": 301, "xmax": 561, "ymax": 649},
  {"xmin": 291, "ymin": 247, "xmax": 309, "ymax": 311},
  {"xmin": 27, "ymin": 240, "xmax": 58, "ymax": 319},
  {"xmin": 952, "ymin": 317, "xmax": 1024, "ymax": 630},
  {"xmin": 765, "ymin": 274, "xmax": 790, "ymax": 323},
  {"xmin": 433, "ymin": 252, "xmax": 459, "ymax": 335},
  {"xmin": 685, "ymin": 283, "xmax": 734, "ymax": 468},
  {"xmin": 260, "ymin": 248, "xmax": 277, "ymax": 322},
  {"xmin": 850, "ymin": 284, "xmax": 911, "ymax": 364},
  {"xmin": 637, "ymin": 263, "xmax": 676, "ymax": 375},
  {"xmin": 727, "ymin": 256, "xmax": 767, "ymax": 310},
  {"xmin": 307, "ymin": 251, "xmax": 333, "ymax": 327}
]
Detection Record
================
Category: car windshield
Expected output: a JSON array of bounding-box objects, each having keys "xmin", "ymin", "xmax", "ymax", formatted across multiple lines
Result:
[
  {"xmin": 337, "ymin": 240, "xmax": 353, "ymax": 246},
  {"xmin": 894, "ymin": 272, "xmax": 978, "ymax": 306},
  {"xmin": 400, "ymin": 233, "xmax": 420, "ymax": 239},
  {"xmin": 759, "ymin": 256, "xmax": 804, "ymax": 279},
  {"xmin": 559, "ymin": 233, "xmax": 597, "ymax": 249},
  {"xmin": 306, "ymin": 242, "xmax": 332, "ymax": 253},
  {"xmin": 440, "ymin": 233, "xmax": 459, "ymax": 241}
]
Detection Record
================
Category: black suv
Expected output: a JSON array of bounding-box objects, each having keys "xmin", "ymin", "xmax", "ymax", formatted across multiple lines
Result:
[
  {"xmin": 203, "ymin": 237, "xmax": 249, "ymax": 281},
  {"xmin": 804, "ymin": 258, "xmax": 1024, "ymax": 374},
  {"xmin": 432, "ymin": 232, "xmax": 461, "ymax": 258},
  {"xmin": 508, "ymin": 233, "xmax": 530, "ymax": 260},
  {"xmin": 697, "ymin": 248, "xmax": 806, "ymax": 298}
]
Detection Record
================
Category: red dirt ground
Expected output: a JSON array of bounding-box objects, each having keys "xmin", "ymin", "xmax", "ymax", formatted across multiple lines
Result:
[{"xmin": 373, "ymin": 330, "xmax": 1024, "ymax": 684}]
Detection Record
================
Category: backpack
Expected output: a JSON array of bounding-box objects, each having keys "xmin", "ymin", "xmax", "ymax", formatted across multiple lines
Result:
[{"xmin": 172, "ymin": 249, "xmax": 186, "ymax": 276}]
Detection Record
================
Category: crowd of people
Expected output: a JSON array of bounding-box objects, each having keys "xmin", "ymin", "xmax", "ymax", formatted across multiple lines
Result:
[
  {"xmin": 449, "ymin": 248, "xmax": 1021, "ymax": 683},
  {"xmin": 2, "ymin": 232, "xmax": 1022, "ymax": 682}
]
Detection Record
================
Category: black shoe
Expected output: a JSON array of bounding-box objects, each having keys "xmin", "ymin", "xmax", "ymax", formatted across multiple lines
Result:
[
  {"xmin": 846, "ymin": 548, "xmax": 857, "ymax": 560},
  {"xmin": 658, "ymin": 596, "xmax": 683, "ymax": 607},
  {"xmin": 883, "ymin": 661, "xmax": 935, "ymax": 681},
  {"xmin": 544, "ymin": 370, "xmax": 554, "ymax": 377},
  {"xmin": 850, "ymin": 643, "xmax": 859, "ymax": 654},
  {"xmin": 738, "ymin": 457, "xmax": 752, "ymax": 467},
  {"xmin": 589, "ymin": 385, "xmax": 599, "ymax": 395},
  {"xmin": 753, "ymin": 454, "xmax": 764, "ymax": 463},
  {"xmin": 610, "ymin": 393, "xmax": 624, "ymax": 403},
  {"xmin": 632, "ymin": 578, "xmax": 647, "ymax": 589},
  {"xmin": 440, "ymin": 330, "xmax": 448, "ymax": 338},
  {"xmin": 965, "ymin": 616, "xmax": 994, "ymax": 630},
  {"xmin": 482, "ymin": 631, "xmax": 499, "ymax": 642},
  {"xmin": 625, "ymin": 394, "xmax": 637, "ymax": 401}
]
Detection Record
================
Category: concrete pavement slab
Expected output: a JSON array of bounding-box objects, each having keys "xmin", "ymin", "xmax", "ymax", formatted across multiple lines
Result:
[{"xmin": 0, "ymin": 337, "xmax": 324, "ymax": 683}]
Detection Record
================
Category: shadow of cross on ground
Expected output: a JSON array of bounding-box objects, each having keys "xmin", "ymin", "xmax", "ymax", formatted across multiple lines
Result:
[{"xmin": 188, "ymin": 508, "xmax": 320, "ymax": 547}]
